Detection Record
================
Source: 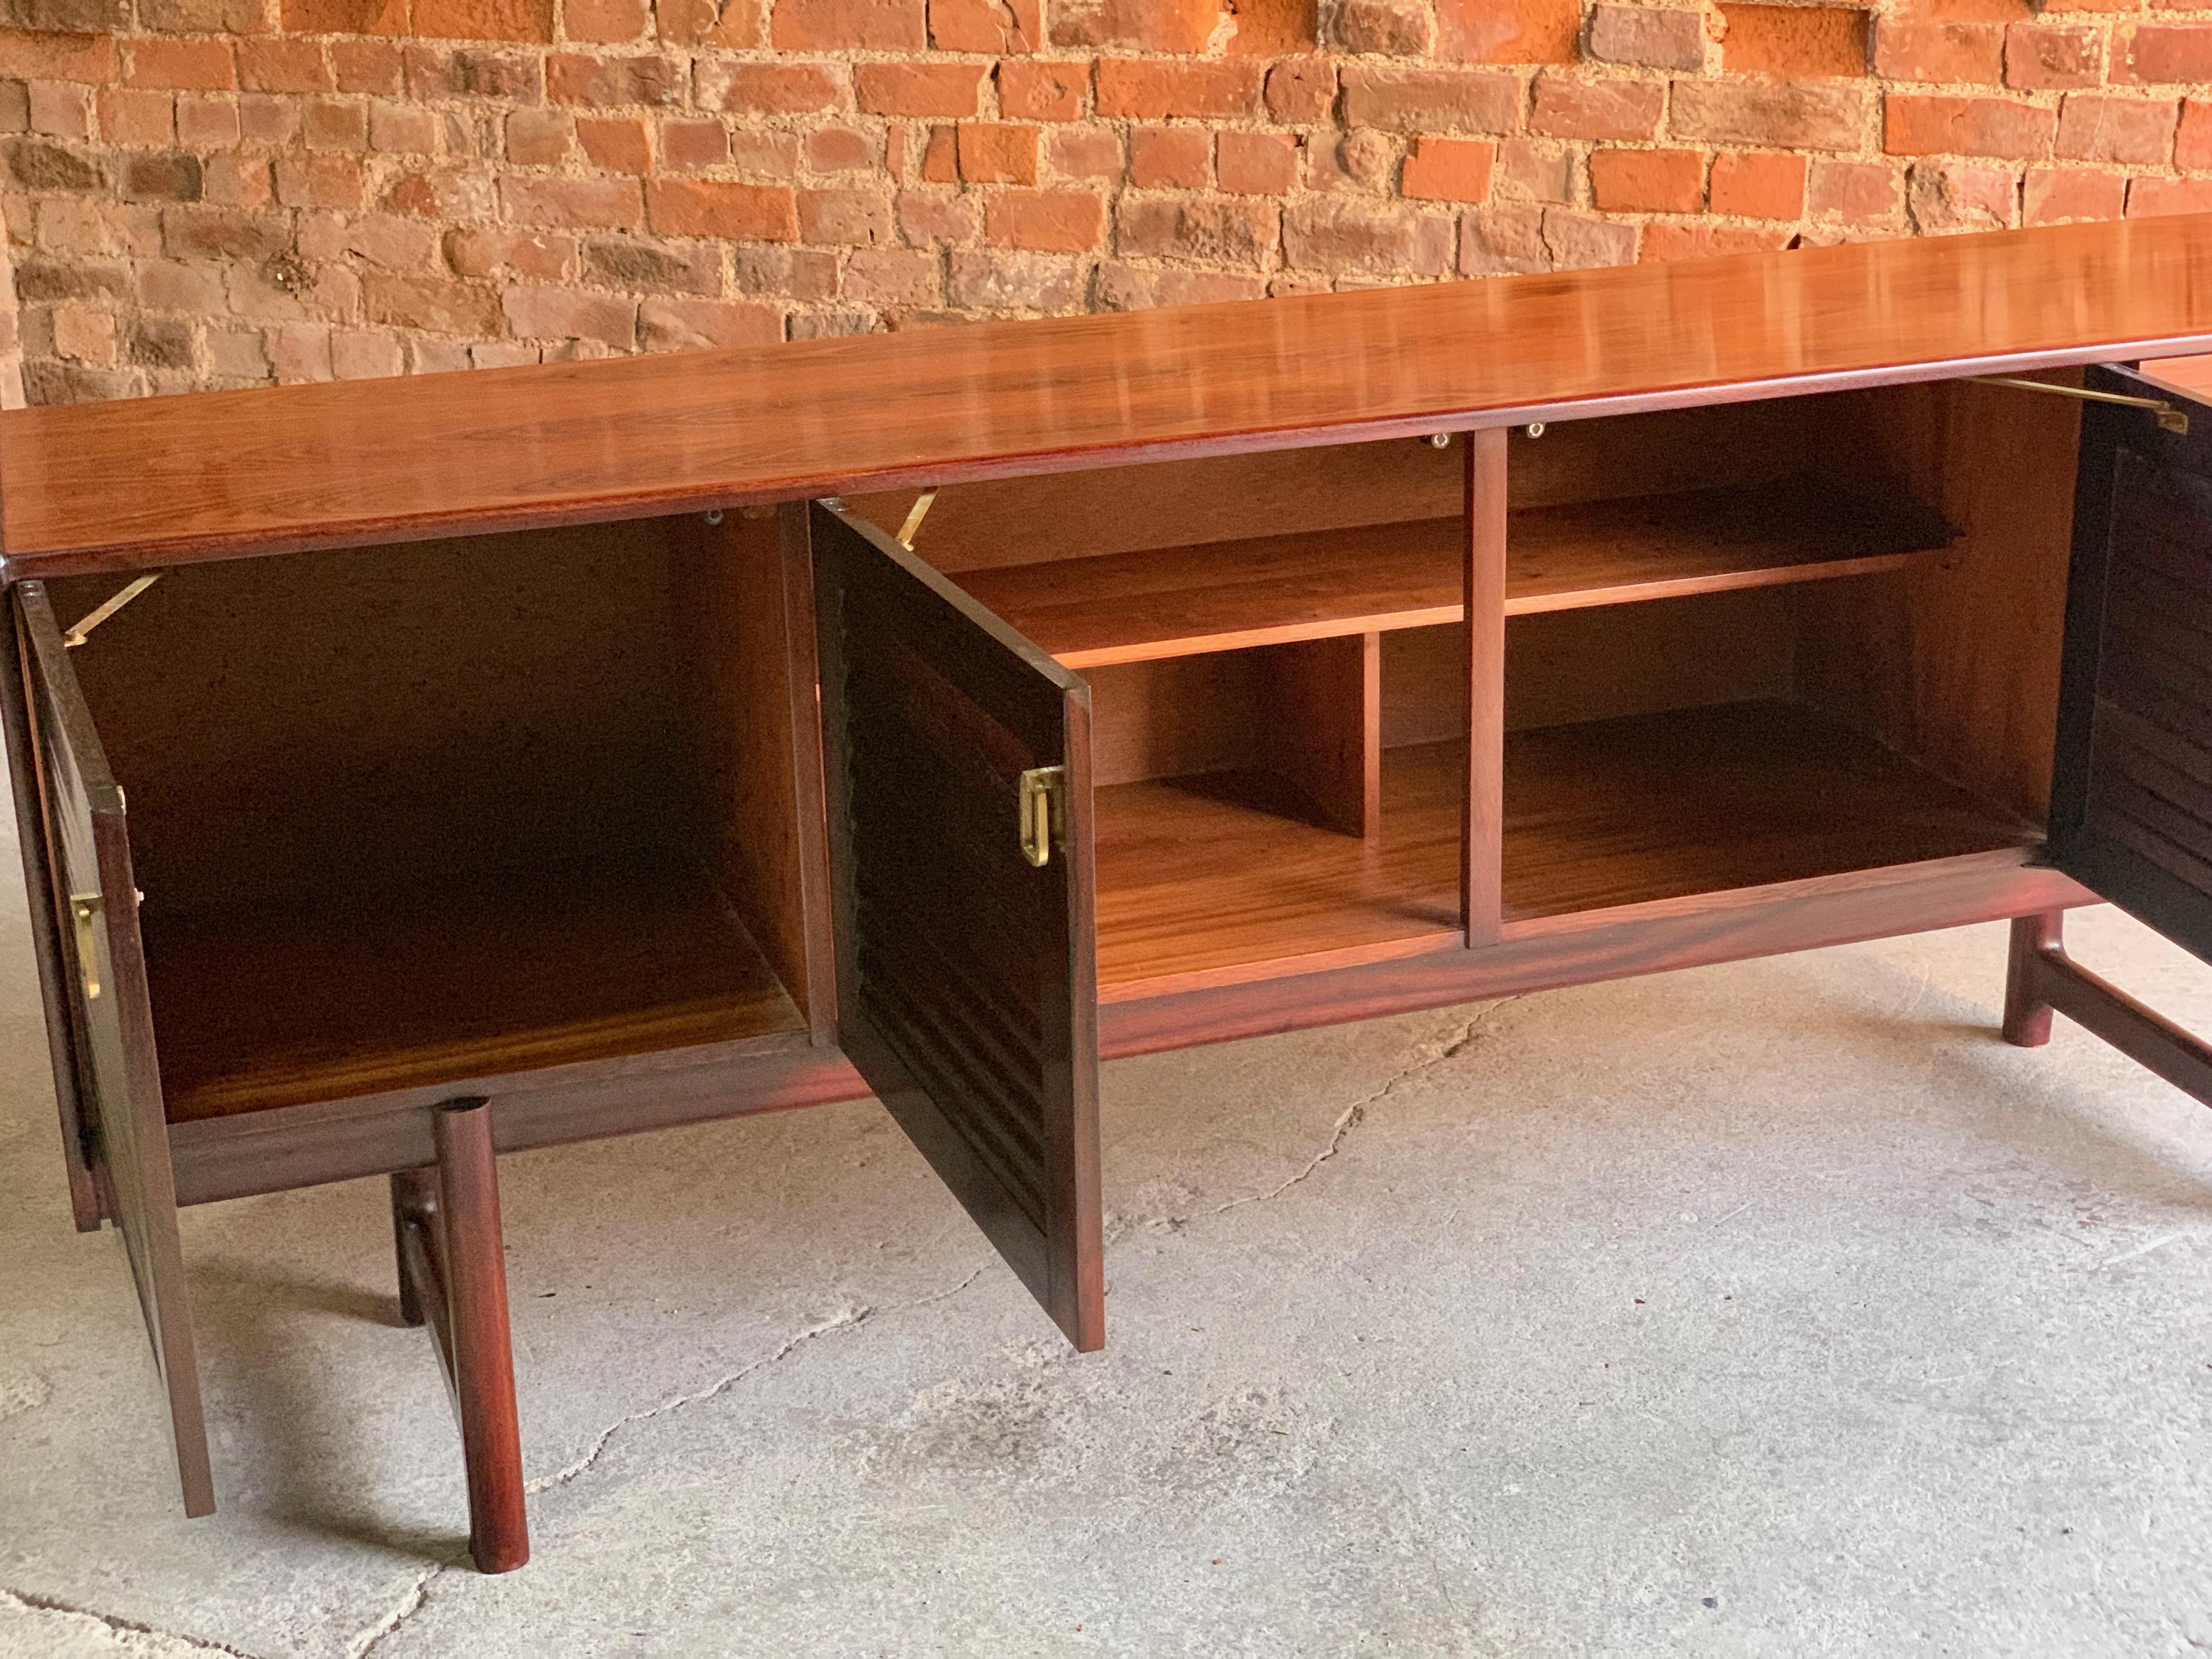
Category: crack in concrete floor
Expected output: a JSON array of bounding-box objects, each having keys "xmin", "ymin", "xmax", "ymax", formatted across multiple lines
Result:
[{"xmin": 1, "ymin": 1588, "xmax": 269, "ymax": 1659}]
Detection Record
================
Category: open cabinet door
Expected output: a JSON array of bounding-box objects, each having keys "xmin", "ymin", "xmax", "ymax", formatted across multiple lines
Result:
[
  {"xmin": 13, "ymin": 582, "xmax": 215, "ymax": 1515},
  {"xmin": 810, "ymin": 501, "xmax": 1104, "ymax": 1352},
  {"xmin": 2011, "ymin": 365, "xmax": 2212, "ymax": 1102}
]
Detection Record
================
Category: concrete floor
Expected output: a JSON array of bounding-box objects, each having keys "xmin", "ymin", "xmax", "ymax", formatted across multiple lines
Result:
[{"xmin": 3, "ymin": 888, "xmax": 2211, "ymax": 1657}]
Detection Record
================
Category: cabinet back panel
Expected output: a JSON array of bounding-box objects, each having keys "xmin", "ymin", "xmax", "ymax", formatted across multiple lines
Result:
[{"xmin": 49, "ymin": 522, "xmax": 691, "ymax": 911}]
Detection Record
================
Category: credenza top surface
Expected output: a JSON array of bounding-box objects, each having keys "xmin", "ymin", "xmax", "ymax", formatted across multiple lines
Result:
[{"xmin": 7, "ymin": 213, "xmax": 2212, "ymax": 575}]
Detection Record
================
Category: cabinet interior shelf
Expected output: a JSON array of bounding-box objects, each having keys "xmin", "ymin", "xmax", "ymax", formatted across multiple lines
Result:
[
  {"xmin": 1092, "ymin": 700, "xmax": 2034, "ymax": 993},
  {"xmin": 956, "ymin": 476, "xmax": 1956, "ymax": 668},
  {"xmin": 146, "ymin": 850, "xmax": 806, "ymax": 1124}
]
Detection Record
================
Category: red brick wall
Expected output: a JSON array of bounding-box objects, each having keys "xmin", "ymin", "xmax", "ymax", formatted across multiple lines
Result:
[{"xmin": 3, "ymin": 0, "xmax": 2209, "ymax": 402}]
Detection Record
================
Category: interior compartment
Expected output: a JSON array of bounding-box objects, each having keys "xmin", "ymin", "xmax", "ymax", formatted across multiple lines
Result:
[
  {"xmin": 868, "ymin": 380, "xmax": 2082, "ymax": 990},
  {"xmin": 46, "ymin": 509, "xmax": 819, "ymax": 1121}
]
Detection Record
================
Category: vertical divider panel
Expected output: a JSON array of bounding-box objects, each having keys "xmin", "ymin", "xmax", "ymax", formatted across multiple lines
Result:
[
  {"xmin": 1263, "ymin": 631, "xmax": 1381, "ymax": 838},
  {"xmin": 1465, "ymin": 428, "xmax": 1509, "ymax": 946}
]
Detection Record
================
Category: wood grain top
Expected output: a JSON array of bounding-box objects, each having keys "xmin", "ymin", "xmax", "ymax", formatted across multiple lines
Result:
[{"xmin": 8, "ymin": 215, "xmax": 2212, "ymax": 575}]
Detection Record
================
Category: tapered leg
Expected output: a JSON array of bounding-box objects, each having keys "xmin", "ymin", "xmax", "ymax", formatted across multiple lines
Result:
[
  {"xmin": 431, "ymin": 1099, "xmax": 530, "ymax": 1575},
  {"xmin": 2004, "ymin": 911, "xmax": 2062, "ymax": 1047},
  {"xmin": 390, "ymin": 1170, "xmax": 431, "ymax": 1328}
]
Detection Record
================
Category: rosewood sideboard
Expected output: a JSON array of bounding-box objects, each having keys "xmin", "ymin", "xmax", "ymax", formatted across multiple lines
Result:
[{"xmin": 12, "ymin": 215, "xmax": 2212, "ymax": 1575}]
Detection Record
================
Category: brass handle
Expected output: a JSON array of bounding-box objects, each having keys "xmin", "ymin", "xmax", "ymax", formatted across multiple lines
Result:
[
  {"xmin": 70, "ymin": 894, "xmax": 101, "ymax": 1000},
  {"xmin": 1018, "ymin": 766, "xmax": 1065, "ymax": 868}
]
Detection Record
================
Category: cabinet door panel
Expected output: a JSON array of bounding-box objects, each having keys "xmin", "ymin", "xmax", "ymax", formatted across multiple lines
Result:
[
  {"xmin": 2050, "ymin": 368, "xmax": 2212, "ymax": 961},
  {"xmin": 14, "ymin": 582, "xmax": 214, "ymax": 1515},
  {"xmin": 811, "ymin": 503, "xmax": 1103, "ymax": 1351}
]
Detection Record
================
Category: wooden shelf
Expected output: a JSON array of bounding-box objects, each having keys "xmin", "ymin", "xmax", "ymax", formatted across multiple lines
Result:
[
  {"xmin": 1502, "ymin": 702, "xmax": 2038, "ymax": 924},
  {"xmin": 956, "ymin": 477, "xmax": 1956, "ymax": 668},
  {"xmin": 147, "ymin": 852, "xmax": 805, "ymax": 1122},
  {"xmin": 1095, "ymin": 747, "xmax": 1464, "ymax": 993},
  {"xmin": 1092, "ymin": 700, "xmax": 2036, "ymax": 990}
]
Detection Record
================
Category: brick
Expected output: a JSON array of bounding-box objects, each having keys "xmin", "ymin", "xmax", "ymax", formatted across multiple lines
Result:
[
  {"xmin": 2022, "ymin": 165, "xmax": 2123, "ymax": 226},
  {"xmin": 2119, "ymin": 23, "xmax": 2212, "ymax": 87},
  {"xmin": 998, "ymin": 59, "xmax": 1085, "ymax": 121},
  {"xmin": 445, "ymin": 225, "xmax": 575, "ymax": 279},
  {"xmin": 8, "ymin": 134, "xmax": 102, "ymax": 189},
  {"xmin": 1906, "ymin": 157, "xmax": 2016, "ymax": 234},
  {"xmin": 370, "ymin": 100, "xmax": 440, "ymax": 154},
  {"xmin": 898, "ymin": 187, "xmax": 979, "ymax": 243},
  {"xmin": 1640, "ymin": 223, "xmax": 1791, "ymax": 261},
  {"xmin": 956, "ymin": 120, "xmax": 1039, "ymax": 183},
  {"xmin": 302, "ymin": 98, "xmax": 368, "ymax": 150},
  {"xmin": 0, "ymin": 32, "xmax": 114, "ymax": 83},
  {"xmin": 1531, "ymin": 75, "xmax": 1664, "ymax": 141},
  {"xmin": 1709, "ymin": 150, "xmax": 1804, "ymax": 218},
  {"xmin": 275, "ymin": 150, "xmax": 366, "ymax": 207},
  {"xmin": 1047, "ymin": 123, "xmax": 1120, "ymax": 179},
  {"xmin": 1871, "ymin": 20, "xmax": 1999, "ymax": 85},
  {"xmin": 413, "ymin": 0, "xmax": 555, "ymax": 38},
  {"xmin": 281, "ymin": 0, "xmax": 407, "ymax": 31},
  {"xmin": 331, "ymin": 328, "xmax": 404, "ymax": 380},
  {"xmin": 239, "ymin": 40, "xmax": 332, "ymax": 95},
  {"xmin": 331, "ymin": 42, "xmax": 405, "ymax": 94},
  {"xmin": 2179, "ymin": 101, "xmax": 2212, "ymax": 173},
  {"xmin": 1331, "ymin": 0, "xmax": 1430, "ymax": 56},
  {"xmin": 657, "ymin": 0, "xmax": 766, "ymax": 46},
  {"xmin": 159, "ymin": 207, "xmax": 287, "ymax": 261},
  {"xmin": 1128, "ymin": 123, "xmax": 1209, "ymax": 188},
  {"xmin": 1491, "ymin": 140, "xmax": 1574, "ymax": 200},
  {"xmin": 799, "ymin": 185, "xmax": 893, "ymax": 243},
  {"xmin": 416, "ymin": 48, "xmax": 543, "ymax": 101},
  {"xmin": 1589, "ymin": 146, "xmax": 1703, "ymax": 213},
  {"xmin": 920, "ymin": 121, "xmax": 955, "ymax": 180},
  {"xmin": 1541, "ymin": 205, "xmax": 1636, "ymax": 269},
  {"xmin": 1319, "ymin": 125, "xmax": 1390, "ymax": 187},
  {"xmin": 548, "ymin": 52, "xmax": 685, "ymax": 106},
  {"xmin": 853, "ymin": 61, "xmax": 980, "ymax": 116},
  {"xmin": 639, "ymin": 296, "xmax": 785, "ymax": 349},
  {"xmin": 1281, "ymin": 194, "xmax": 1449, "ymax": 276},
  {"xmin": 208, "ymin": 327, "xmax": 272, "ymax": 381},
  {"xmin": 565, "ymin": 0, "xmax": 650, "ymax": 39},
  {"xmin": 361, "ymin": 273, "xmax": 504, "ymax": 334},
  {"xmin": 127, "ymin": 38, "xmax": 235, "ymax": 92},
  {"xmin": 504, "ymin": 285, "xmax": 638, "ymax": 346},
  {"xmin": 648, "ymin": 177, "xmax": 799, "ymax": 239},
  {"xmin": 1050, "ymin": 0, "xmax": 1215, "ymax": 53},
  {"xmin": 2004, "ymin": 24, "xmax": 2100, "ymax": 92},
  {"xmin": 1586, "ymin": 4, "xmax": 1704, "ymax": 71},
  {"xmin": 1095, "ymin": 59, "xmax": 1261, "ymax": 120},
  {"xmin": 1340, "ymin": 66, "xmax": 1517, "ymax": 134},
  {"xmin": 501, "ymin": 173, "xmax": 645, "ymax": 227},
  {"xmin": 772, "ymin": 0, "xmax": 927, "ymax": 49},
  {"xmin": 136, "ymin": 257, "xmax": 227, "ymax": 311},
  {"xmin": 946, "ymin": 248, "xmax": 1085, "ymax": 309},
  {"xmin": 1398, "ymin": 134, "xmax": 1492, "ymax": 202},
  {"xmin": 28, "ymin": 81, "xmax": 88, "ymax": 139},
  {"xmin": 1114, "ymin": 193, "xmax": 1277, "ymax": 264},
  {"xmin": 2055, "ymin": 97, "xmax": 2177, "ymax": 168},
  {"xmin": 985, "ymin": 186, "xmax": 1104, "ymax": 250},
  {"xmin": 52, "ymin": 303, "xmax": 115, "ymax": 366},
  {"xmin": 1671, "ymin": 80, "xmax": 1870, "ymax": 152},
  {"xmin": 930, "ymin": 0, "xmax": 1039, "ymax": 52},
  {"xmin": 176, "ymin": 97, "xmax": 240, "ymax": 150},
  {"xmin": 841, "ymin": 244, "xmax": 940, "ymax": 304},
  {"xmin": 98, "ymin": 88, "xmax": 174, "ymax": 146},
  {"xmin": 805, "ymin": 122, "xmax": 874, "ymax": 171},
  {"xmin": 1726, "ymin": 3, "xmax": 1869, "ymax": 78},
  {"xmin": 238, "ymin": 96, "xmax": 298, "ymax": 144},
  {"xmin": 1225, "ymin": 0, "xmax": 1313, "ymax": 58},
  {"xmin": 661, "ymin": 116, "xmax": 729, "ymax": 171},
  {"xmin": 577, "ymin": 113, "xmax": 652, "ymax": 172},
  {"xmin": 582, "ymin": 234, "xmax": 720, "ymax": 292},
  {"xmin": 1096, "ymin": 262, "xmax": 1264, "ymax": 308},
  {"xmin": 2126, "ymin": 177, "xmax": 2212, "ymax": 219},
  {"xmin": 126, "ymin": 317, "xmax": 196, "ymax": 371},
  {"xmin": 1435, "ymin": 0, "xmax": 1577, "ymax": 65},
  {"xmin": 14, "ymin": 255, "xmax": 131, "ymax": 300},
  {"xmin": 1217, "ymin": 129, "xmax": 1298, "ymax": 194},
  {"xmin": 1883, "ymin": 95, "xmax": 2056, "ymax": 161},
  {"xmin": 1263, "ymin": 55, "xmax": 1333, "ymax": 123},
  {"xmin": 121, "ymin": 151, "xmax": 201, "ymax": 201},
  {"xmin": 506, "ymin": 107, "xmax": 573, "ymax": 163},
  {"xmin": 1808, "ymin": 158, "xmax": 1900, "ymax": 224}
]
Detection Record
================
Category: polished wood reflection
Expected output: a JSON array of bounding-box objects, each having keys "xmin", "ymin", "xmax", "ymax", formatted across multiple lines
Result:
[{"xmin": 7, "ymin": 216, "xmax": 2212, "ymax": 574}]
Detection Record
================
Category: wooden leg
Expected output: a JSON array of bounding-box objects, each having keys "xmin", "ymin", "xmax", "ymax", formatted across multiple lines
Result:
[
  {"xmin": 390, "ymin": 1170, "xmax": 431, "ymax": 1328},
  {"xmin": 2004, "ymin": 911, "xmax": 2062, "ymax": 1047},
  {"xmin": 432, "ymin": 1100, "xmax": 529, "ymax": 1575},
  {"xmin": 392, "ymin": 1101, "xmax": 530, "ymax": 1573}
]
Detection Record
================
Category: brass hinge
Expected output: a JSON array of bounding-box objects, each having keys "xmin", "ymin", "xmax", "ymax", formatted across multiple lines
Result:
[
  {"xmin": 1018, "ymin": 765, "xmax": 1066, "ymax": 868},
  {"xmin": 1969, "ymin": 375, "xmax": 2191, "ymax": 435},
  {"xmin": 69, "ymin": 894, "xmax": 101, "ymax": 1000}
]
